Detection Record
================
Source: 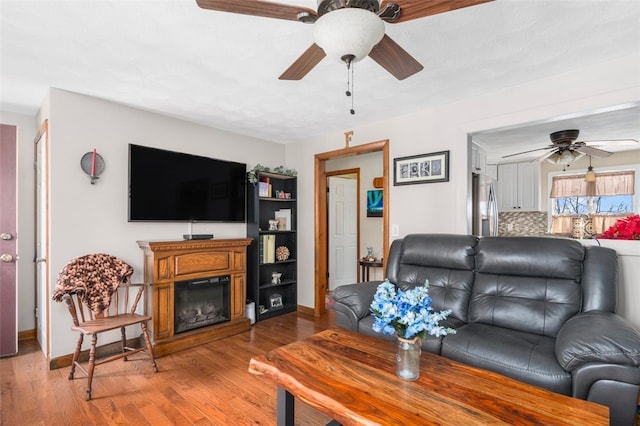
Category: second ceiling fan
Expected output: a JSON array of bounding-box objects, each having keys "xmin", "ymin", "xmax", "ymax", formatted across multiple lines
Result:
[
  {"xmin": 195, "ymin": 0, "xmax": 493, "ymax": 80},
  {"xmin": 503, "ymin": 129, "xmax": 639, "ymax": 163}
]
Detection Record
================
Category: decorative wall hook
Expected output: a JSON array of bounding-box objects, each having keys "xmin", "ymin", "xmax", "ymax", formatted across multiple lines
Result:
[{"xmin": 80, "ymin": 149, "xmax": 105, "ymax": 184}]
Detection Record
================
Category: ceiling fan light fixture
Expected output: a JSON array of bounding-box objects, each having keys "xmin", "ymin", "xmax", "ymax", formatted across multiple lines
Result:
[
  {"xmin": 546, "ymin": 152, "xmax": 562, "ymax": 165},
  {"xmin": 585, "ymin": 155, "xmax": 596, "ymax": 182},
  {"xmin": 313, "ymin": 8, "xmax": 385, "ymax": 64},
  {"xmin": 546, "ymin": 150, "xmax": 583, "ymax": 166}
]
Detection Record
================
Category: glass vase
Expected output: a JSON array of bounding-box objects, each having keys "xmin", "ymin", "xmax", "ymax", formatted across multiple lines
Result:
[{"xmin": 396, "ymin": 336, "xmax": 421, "ymax": 381}]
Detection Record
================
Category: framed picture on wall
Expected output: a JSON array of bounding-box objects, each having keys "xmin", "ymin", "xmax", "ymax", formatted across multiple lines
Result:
[
  {"xmin": 366, "ymin": 189, "xmax": 383, "ymax": 217},
  {"xmin": 393, "ymin": 150, "xmax": 449, "ymax": 186}
]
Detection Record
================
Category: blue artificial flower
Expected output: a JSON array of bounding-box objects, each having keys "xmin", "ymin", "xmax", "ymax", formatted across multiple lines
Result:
[{"xmin": 369, "ymin": 279, "xmax": 456, "ymax": 340}]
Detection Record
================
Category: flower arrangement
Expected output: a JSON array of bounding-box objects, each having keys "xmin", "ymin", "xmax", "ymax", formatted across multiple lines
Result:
[
  {"xmin": 370, "ymin": 280, "xmax": 456, "ymax": 340},
  {"xmin": 599, "ymin": 214, "xmax": 640, "ymax": 240}
]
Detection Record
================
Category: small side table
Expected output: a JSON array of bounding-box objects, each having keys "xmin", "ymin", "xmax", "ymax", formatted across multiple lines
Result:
[{"xmin": 359, "ymin": 259, "xmax": 383, "ymax": 282}]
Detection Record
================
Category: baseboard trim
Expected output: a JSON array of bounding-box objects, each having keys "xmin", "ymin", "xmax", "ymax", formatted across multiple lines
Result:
[
  {"xmin": 18, "ymin": 329, "xmax": 36, "ymax": 341},
  {"xmin": 297, "ymin": 305, "xmax": 315, "ymax": 316}
]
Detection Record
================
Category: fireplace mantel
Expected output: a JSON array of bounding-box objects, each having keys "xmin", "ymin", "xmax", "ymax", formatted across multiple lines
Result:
[{"xmin": 137, "ymin": 238, "xmax": 252, "ymax": 357}]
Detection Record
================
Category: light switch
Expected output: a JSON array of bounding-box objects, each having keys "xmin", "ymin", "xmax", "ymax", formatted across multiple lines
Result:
[{"xmin": 391, "ymin": 224, "xmax": 399, "ymax": 236}]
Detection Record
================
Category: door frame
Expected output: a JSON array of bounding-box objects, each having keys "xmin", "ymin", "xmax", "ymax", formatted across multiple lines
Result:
[
  {"xmin": 327, "ymin": 169, "xmax": 360, "ymax": 290},
  {"xmin": 34, "ymin": 119, "xmax": 50, "ymax": 360},
  {"xmin": 314, "ymin": 139, "xmax": 389, "ymax": 317}
]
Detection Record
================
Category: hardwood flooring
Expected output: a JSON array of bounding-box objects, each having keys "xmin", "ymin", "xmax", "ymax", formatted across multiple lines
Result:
[{"xmin": 1, "ymin": 311, "xmax": 336, "ymax": 425}]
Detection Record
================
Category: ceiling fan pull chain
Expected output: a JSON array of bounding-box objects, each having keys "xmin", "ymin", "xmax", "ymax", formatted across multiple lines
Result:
[
  {"xmin": 345, "ymin": 63, "xmax": 351, "ymax": 98},
  {"xmin": 342, "ymin": 54, "xmax": 356, "ymax": 115},
  {"xmin": 350, "ymin": 61, "xmax": 355, "ymax": 115}
]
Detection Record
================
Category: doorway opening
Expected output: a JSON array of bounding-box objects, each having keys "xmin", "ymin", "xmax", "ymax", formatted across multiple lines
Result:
[{"xmin": 314, "ymin": 140, "xmax": 389, "ymax": 317}]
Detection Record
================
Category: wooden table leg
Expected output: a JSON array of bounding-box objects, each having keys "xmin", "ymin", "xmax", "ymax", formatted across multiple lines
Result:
[{"xmin": 277, "ymin": 387, "xmax": 294, "ymax": 426}]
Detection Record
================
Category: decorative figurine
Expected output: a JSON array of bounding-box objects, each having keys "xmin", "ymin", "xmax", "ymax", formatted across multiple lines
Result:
[{"xmin": 366, "ymin": 247, "xmax": 374, "ymax": 261}]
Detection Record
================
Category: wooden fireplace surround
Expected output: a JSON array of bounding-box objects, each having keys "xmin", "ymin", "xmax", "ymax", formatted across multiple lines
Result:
[{"xmin": 137, "ymin": 239, "xmax": 252, "ymax": 357}]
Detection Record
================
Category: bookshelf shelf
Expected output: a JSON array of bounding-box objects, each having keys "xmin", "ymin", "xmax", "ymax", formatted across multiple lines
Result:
[{"xmin": 247, "ymin": 172, "xmax": 297, "ymax": 322}]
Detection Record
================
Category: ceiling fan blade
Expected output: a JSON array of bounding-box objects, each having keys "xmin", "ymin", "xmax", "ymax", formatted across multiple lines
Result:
[
  {"xmin": 279, "ymin": 44, "xmax": 326, "ymax": 80},
  {"xmin": 536, "ymin": 150, "xmax": 557, "ymax": 163},
  {"xmin": 368, "ymin": 34, "xmax": 423, "ymax": 80},
  {"xmin": 381, "ymin": 0, "xmax": 493, "ymax": 24},
  {"xmin": 575, "ymin": 145, "xmax": 613, "ymax": 158},
  {"xmin": 584, "ymin": 138, "xmax": 639, "ymax": 146},
  {"xmin": 195, "ymin": 0, "xmax": 316, "ymax": 21},
  {"xmin": 501, "ymin": 146, "xmax": 554, "ymax": 159}
]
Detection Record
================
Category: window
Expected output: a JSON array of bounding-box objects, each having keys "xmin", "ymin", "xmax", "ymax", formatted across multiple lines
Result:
[
  {"xmin": 552, "ymin": 195, "xmax": 632, "ymax": 215},
  {"xmin": 549, "ymin": 170, "xmax": 635, "ymax": 235}
]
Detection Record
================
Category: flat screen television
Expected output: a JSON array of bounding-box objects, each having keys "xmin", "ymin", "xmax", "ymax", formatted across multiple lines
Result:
[{"xmin": 128, "ymin": 144, "xmax": 246, "ymax": 222}]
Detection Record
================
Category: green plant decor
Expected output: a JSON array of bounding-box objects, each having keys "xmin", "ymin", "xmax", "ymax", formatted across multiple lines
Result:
[{"xmin": 247, "ymin": 164, "xmax": 297, "ymax": 184}]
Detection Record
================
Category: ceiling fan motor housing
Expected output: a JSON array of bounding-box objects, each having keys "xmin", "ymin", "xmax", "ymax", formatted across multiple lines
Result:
[
  {"xmin": 317, "ymin": 0, "xmax": 380, "ymax": 17},
  {"xmin": 550, "ymin": 129, "xmax": 580, "ymax": 145}
]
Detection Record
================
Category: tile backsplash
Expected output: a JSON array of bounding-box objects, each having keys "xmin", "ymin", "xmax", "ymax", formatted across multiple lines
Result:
[{"xmin": 498, "ymin": 211, "xmax": 548, "ymax": 236}]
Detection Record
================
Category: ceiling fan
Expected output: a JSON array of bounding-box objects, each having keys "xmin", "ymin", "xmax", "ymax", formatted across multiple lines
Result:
[
  {"xmin": 503, "ymin": 129, "xmax": 639, "ymax": 164},
  {"xmin": 195, "ymin": 0, "xmax": 493, "ymax": 80}
]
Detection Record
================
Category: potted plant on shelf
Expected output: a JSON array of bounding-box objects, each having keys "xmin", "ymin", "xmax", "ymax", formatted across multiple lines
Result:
[{"xmin": 247, "ymin": 164, "xmax": 297, "ymax": 185}]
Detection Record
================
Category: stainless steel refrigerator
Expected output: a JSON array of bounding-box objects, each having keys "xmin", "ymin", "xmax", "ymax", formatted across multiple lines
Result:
[{"xmin": 472, "ymin": 173, "xmax": 499, "ymax": 236}]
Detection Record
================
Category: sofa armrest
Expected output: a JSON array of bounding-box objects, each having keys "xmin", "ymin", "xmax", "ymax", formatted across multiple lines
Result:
[
  {"xmin": 555, "ymin": 311, "xmax": 640, "ymax": 372},
  {"xmin": 571, "ymin": 362, "xmax": 640, "ymax": 426},
  {"xmin": 332, "ymin": 281, "xmax": 381, "ymax": 330}
]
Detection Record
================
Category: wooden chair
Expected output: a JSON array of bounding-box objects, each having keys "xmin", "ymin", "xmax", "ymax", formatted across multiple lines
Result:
[{"xmin": 52, "ymin": 253, "xmax": 158, "ymax": 400}]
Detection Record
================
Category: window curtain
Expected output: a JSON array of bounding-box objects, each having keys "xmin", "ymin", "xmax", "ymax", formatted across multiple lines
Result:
[
  {"xmin": 549, "ymin": 170, "xmax": 635, "ymax": 198},
  {"xmin": 549, "ymin": 170, "xmax": 635, "ymax": 235},
  {"xmin": 549, "ymin": 213, "xmax": 629, "ymax": 235}
]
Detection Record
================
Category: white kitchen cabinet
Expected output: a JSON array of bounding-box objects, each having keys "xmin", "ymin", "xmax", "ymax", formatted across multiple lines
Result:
[
  {"xmin": 497, "ymin": 161, "xmax": 539, "ymax": 211},
  {"xmin": 486, "ymin": 164, "xmax": 498, "ymax": 181},
  {"xmin": 471, "ymin": 143, "xmax": 487, "ymax": 174}
]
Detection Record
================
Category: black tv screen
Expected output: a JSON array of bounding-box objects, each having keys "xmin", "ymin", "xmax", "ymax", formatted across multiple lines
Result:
[{"xmin": 128, "ymin": 144, "xmax": 246, "ymax": 222}]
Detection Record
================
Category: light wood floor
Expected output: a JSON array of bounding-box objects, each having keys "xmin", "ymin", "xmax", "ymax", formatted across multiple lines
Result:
[{"xmin": 1, "ymin": 311, "xmax": 337, "ymax": 425}]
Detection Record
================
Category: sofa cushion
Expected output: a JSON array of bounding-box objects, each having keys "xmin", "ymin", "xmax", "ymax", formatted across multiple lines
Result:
[
  {"xmin": 469, "ymin": 274, "xmax": 581, "ymax": 338},
  {"xmin": 391, "ymin": 234, "xmax": 478, "ymax": 272},
  {"xmin": 442, "ymin": 323, "xmax": 572, "ymax": 395},
  {"xmin": 475, "ymin": 236, "xmax": 585, "ymax": 279},
  {"xmin": 470, "ymin": 237, "xmax": 583, "ymax": 337},
  {"xmin": 397, "ymin": 270, "xmax": 474, "ymax": 324},
  {"xmin": 388, "ymin": 234, "xmax": 478, "ymax": 323}
]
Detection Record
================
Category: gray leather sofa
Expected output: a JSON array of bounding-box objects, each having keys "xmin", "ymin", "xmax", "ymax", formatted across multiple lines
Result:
[{"xmin": 332, "ymin": 234, "xmax": 640, "ymax": 426}]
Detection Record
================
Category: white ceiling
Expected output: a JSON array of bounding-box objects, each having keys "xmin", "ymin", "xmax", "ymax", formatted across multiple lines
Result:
[{"xmin": 1, "ymin": 0, "xmax": 639, "ymax": 147}]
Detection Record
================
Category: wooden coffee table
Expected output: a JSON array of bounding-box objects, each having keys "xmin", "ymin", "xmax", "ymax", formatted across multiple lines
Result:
[{"xmin": 249, "ymin": 328, "xmax": 608, "ymax": 425}]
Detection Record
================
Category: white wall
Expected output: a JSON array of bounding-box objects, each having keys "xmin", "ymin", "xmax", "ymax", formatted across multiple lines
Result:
[
  {"xmin": 0, "ymin": 111, "xmax": 37, "ymax": 333},
  {"xmin": 286, "ymin": 54, "xmax": 640, "ymax": 313},
  {"xmin": 41, "ymin": 89, "xmax": 285, "ymax": 359},
  {"xmin": 582, "ymin": 240, "xmax": 640, "ymax": 330}
]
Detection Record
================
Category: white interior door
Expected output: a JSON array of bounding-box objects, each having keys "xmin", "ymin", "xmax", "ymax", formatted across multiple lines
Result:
[
  {"xmin": 35, "ymin": 126, "xmax": 49, "ymax": 359},
  {"xmin": 328, "ymin": 176, "xmax": 358, "ymax": 291}
]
